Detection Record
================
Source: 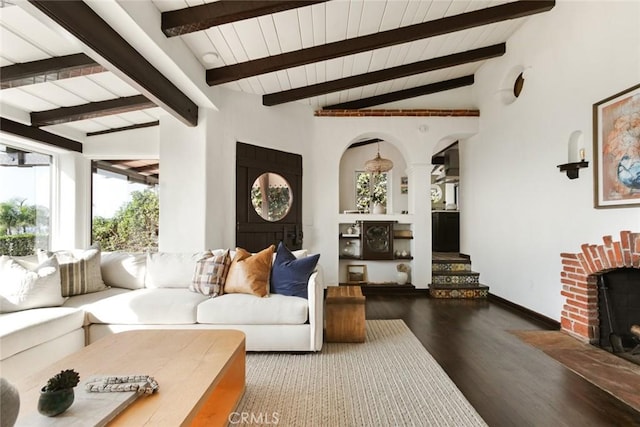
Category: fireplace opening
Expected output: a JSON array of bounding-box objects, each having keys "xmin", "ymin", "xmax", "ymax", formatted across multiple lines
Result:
[{"xmin": 596, "ymin": 268, "xmax": 640, "ymax": 365}]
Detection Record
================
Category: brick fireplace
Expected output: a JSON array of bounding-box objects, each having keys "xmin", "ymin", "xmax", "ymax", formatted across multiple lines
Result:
[{"xmin": 560, "ymin": 230, "xmax": 640, "ymax": 343}]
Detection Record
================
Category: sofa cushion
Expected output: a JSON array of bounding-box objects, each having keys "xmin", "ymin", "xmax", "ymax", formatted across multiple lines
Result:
[
  {"xmin": 271, "ymin": 242, "xmax": 320, "ymax": 299},
  {"xmin": 197, "ymin": 293, "xmax": 308, "ymax": 325},
  {"xmin": 145, "ymin": 252, "xmax": 211, "ymax": 288},
  {"xmin": 82, "ymin": 289, "xmax": 207, "ymax": 324},
  {"xmin": 38, "ymin": 245, "xmax": 107, "ymax": 297},
  {"xmin": 101, "ymin": 252, "xmax": 146, "ymax": 289},
  {"xmin": 189, "ymin": 250, "xmax": 230, "ymax": 297},
  {"xmin": 0, "ymin": 307, "xmax": 84, "ymax": 360},
  {"xmin": 0, "ymin": 256, "xmax": 65, "ymax": 313},
  {"xmin": 224, "ymin": 246, "xmax": 274, "ymax": 297}
]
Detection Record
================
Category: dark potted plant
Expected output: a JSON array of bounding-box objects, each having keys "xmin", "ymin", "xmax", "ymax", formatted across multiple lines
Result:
[{"xmin": 37, "ymin": 369, "xmax": 80, "ymax": 417}]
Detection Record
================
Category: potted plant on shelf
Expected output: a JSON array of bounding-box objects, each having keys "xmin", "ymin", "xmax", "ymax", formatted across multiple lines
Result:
[
  {"xmin": 396, "ymin": 263, "xmax": 410, "ymax": 285},
  {"xmin": 370, "ymin": 184, "xmax": 387, "ymax": 214},
  {"xmin": 38, "ymin": 369, "xmax": 80, "ymax": 417}
]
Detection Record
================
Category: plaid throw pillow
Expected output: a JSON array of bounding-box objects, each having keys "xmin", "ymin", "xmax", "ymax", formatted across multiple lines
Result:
[{"xmin": 189, "ymin": 250, "xmax": 231, "ymax": 297}]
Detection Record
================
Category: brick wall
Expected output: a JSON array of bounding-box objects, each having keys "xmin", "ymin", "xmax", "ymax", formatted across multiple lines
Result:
[
  {"xmin": 314, "ymin": 109, "xmax": 480, "ymax": 117},
  {"xmin": 560, "ymin": 231, "xmax": 640, "ymax": 342}
]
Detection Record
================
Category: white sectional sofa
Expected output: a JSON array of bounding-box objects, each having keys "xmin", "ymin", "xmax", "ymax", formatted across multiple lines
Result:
[{"xmin": 0, "ymin": 249, "xmax": 324, "ymax": 383}]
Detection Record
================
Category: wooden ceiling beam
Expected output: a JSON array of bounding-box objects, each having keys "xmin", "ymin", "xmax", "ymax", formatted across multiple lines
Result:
[
  {"xmin": 325, "ymin": 75, "xmax": 475, "ymax": 110},
  {"xmin": 1, "ymin": 53, "xmax": 105, "ymax": 89},
  {"xmin": 93, "ymin": 160, "xmax": 158, "ymax": 185},
  {"xmin": 162, "ymin": 0, "xmax": 328, "ymax": 37},
  {"xmin": 28, "ymin": 0, "xmax": 198, "ymax": 126},
  {"xmin": 264, "ymin": 44, "xmax": 504, "ymax": 106},
  {"xmin": 31, "ymin": 95, "xmax": 155, "ymax": 127},
  {"xmin": 86, "ymin": 121, "xmax": 159, "ymax": 137},
  {"xmin": 207, "ymin": 0, "xmax": 554, "ymax": 86},
  {"xmin": 0, "ymin": 117, "xmax": 82, "ymax": 152}
]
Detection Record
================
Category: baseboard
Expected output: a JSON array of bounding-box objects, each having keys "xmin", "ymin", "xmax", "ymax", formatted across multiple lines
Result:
[{"xmin": 488, "ymin": 293, "xmax": 560, "ymax": 330}]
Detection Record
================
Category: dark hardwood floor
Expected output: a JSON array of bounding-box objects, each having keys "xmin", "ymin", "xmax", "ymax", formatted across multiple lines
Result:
[{"xmin": 366, "ymin": 295, "xmax": 640, "ymax": 427}]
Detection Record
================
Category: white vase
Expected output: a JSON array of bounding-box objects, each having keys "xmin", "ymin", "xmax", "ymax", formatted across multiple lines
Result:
[
  {"xmin": 396, "ymin": 271, "xmax": 408, "ymax": 285},
  {"xmin": 372, "ymin": 203, "xmax": 385, "ymax": 214}
]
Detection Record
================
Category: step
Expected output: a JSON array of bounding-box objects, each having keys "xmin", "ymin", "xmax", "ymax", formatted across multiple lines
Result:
[
  {"xmin": 431, "ymin": 271, "xmax": 480, "ymax": 286},
  {"xmin": 432, "ymin": 261, "xmax": 472, "ymax": 273},
  {"xmin": 429, "ymin": 284, "xmax": 489, "ymax": 299}
]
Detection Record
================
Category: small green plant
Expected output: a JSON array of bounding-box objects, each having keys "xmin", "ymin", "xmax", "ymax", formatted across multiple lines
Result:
[{"xmin": 43, "ymin": 369, "xmax": 80, "ymax": 392}]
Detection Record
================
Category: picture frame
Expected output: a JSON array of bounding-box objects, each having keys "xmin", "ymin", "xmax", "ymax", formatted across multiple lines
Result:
[
  {"xmin": 347, "ymin": 264, "xmax": 367, "ymax": 284},
  {"xmin": 593, "ymin": 83, "xmax": 640, "ymax": 208},
  {"xmin": 400, "ymin": 176, "xmax": 408, "ymax": 194}
]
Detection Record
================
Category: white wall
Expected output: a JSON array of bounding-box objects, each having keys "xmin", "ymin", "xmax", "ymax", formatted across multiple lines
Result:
[
  {"xmin": 311, "ymin": 116, "xmax": 478, "ymax": 287},
  {"xmin": 462, "ymin": 0, "xmax": 640, "ymax": 320}
]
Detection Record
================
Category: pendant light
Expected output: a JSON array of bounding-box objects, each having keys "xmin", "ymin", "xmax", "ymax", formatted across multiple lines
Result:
[{"xmin": 364, "ymin": 142, "xmax": 393, "ymax": 173}]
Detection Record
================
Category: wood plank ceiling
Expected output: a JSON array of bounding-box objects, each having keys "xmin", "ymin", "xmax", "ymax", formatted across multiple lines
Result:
[{"xmin": 0, "ymin": 0, "xmax": 556, "ymax": 173}]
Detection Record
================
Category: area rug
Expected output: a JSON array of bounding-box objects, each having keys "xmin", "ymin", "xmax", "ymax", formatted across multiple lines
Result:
[
  {"xmin": 235, "ymin": 319, "xmax": 487, "ymax": 426},
  {"xmin": 511, "ymin": 330, "xmax": 640, "ymax": 413}
]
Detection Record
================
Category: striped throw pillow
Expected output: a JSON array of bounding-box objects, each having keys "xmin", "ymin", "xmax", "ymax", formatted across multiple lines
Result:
[
  {"xmin": 37, "ymin": 245, "xmax": 107, "ymax": 297},
  {"xmin": 189, "ymin": 250, "xmax": 231, "ymax": 297}
]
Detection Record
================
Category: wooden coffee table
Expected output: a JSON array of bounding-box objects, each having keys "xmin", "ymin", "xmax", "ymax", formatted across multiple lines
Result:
[{"xmin": 14, "ymin": 329, "xmax": 245, "ymax": 426}]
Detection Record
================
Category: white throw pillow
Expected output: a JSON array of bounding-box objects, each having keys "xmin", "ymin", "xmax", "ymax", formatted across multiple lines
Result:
[
  {"xmin": 145, "ymin": 251, "xmax": 211, "ymax": 288},
  {"xmin": 0, "ymin": 255, "xmax": 65, "ymax": 313},
  {"xmin": 100, "ymin": 252, "xmax": 146, "ymax": 290}
]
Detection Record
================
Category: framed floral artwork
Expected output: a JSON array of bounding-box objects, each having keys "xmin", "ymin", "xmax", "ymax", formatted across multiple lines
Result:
[{"xmin": 593, "ymin": 83, "xmax": 640, "ymax": 208}]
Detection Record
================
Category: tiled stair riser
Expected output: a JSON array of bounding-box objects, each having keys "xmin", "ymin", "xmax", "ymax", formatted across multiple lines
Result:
[
  {"xmin": 430, "ymin": 286, "xmax": 489, "ymax": 299},
  {"xmin": 431, "ymin": 262, "xmax": 471, "ymax": 273},
  {"xmin": 431, "ymin": 274, "xmax": 480, "ymax": 286}
]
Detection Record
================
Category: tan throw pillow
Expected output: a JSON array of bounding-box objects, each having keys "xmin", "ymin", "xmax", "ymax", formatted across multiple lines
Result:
[
  {"xmin": 224, "ymin": 245, "xmax": 275, "ymax": 297},
  {"xmin": 189, "ymin": 250, "xmax": 231, "ymax": 297}
]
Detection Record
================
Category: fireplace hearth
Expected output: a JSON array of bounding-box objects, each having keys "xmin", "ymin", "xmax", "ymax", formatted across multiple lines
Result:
[
  {"xmin": 560, "ymin": 231, "xmax": 640, "ymax": 365},
  {"xmin": 596, "ymin": 269, "xmax": 640, "ymax": 365}
]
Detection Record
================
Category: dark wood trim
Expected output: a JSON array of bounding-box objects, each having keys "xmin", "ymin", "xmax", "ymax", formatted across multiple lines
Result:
[
  {"xmin": 488, "ymin": 293, "xmax": 561, "ymax": 329},
  {"xmin": 0, "ymin": 117, "xmax": 82, "ymax": 153},
  {"xmin": 207, "ymin": 1, "xmax": 554, "ymax": 86},
  {"xmin": 28, "ymin": 0, "xmax": 198, "ymax": 127},
  {"xmin": 0, "ymin": 53, "xmax": 104, "ymax": 89},
  {"xmin": 86, "ymin": 121, "xmax": 159, "ymax": 137},
  {"xmin": 162, "ymin": 0, "xmax": 327, "ymax": 37},
  {"xmin": 31, "ymin": 95, "xmax": 155, "ymax": 127},
  {"xmin": 348, "ymin": 138, "xmax": 382, "ymax": 149},
  {"xmin": 264, "ymin": 44, "xmax": 504, "ymax": 106},
  {"xmin": 325, "ymin": 75, "xmax": 475, "ymax": 110}
]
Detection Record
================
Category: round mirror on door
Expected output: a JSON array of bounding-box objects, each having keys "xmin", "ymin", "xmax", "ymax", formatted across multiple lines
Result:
[{"xmin": 250, "ymin": 173, "xmax": 293, "ymax": 222}]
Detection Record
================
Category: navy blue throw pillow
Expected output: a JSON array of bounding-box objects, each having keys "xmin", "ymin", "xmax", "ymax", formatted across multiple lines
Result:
[{"xmin": 271, "ymin": 242, "xmax": 320, "ymax": 299}]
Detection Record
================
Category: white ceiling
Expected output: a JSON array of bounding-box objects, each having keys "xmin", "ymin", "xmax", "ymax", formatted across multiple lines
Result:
[{"xmin": 0, "ymin": 0, "xmax": 539, "ymax": 139}]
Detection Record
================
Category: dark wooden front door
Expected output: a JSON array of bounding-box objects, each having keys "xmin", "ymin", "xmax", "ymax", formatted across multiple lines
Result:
[{"xmin": 236, "ymin": 142, "xmax": 303, "ymax": 252}]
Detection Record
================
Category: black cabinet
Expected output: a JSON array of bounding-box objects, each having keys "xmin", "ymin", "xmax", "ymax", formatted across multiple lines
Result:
[
  {"xmin": 432, "ymin": 211, "xmax": 459, "ymax": 252},
  {"xmin": 361, "ymin": 221, "xmax": 394, "ymax": 260}
]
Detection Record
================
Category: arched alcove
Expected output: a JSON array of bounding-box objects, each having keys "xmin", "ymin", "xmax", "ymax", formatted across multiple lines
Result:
[{"xmin": 338, "ymin": 137, "xmax": 408, "ymax": 215}]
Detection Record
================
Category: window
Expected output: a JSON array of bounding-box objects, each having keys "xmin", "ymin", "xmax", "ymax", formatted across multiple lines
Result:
[
  {"xmin": 91, "ymin": 161, "xmax": 159, "ymax": 252},
  {"xmin": 355, "ymin": 171, "xmax": 388, "ymax": 213},
  {"xmin": 0, "ymin": 143, "xmax": 51, "ymax": 255}
]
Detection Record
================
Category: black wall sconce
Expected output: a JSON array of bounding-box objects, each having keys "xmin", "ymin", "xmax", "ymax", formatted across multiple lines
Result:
[
  {"xmin": 558, "ymin": 160, "xmax": 589, "ymax": 179},
  {"xmin": 558, "ymin": 131, "xmax": 589, "ymax": 179}
]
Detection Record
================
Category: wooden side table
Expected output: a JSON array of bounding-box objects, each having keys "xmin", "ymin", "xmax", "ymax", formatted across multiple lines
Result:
[{"xmin": 325, "ymin": 285, "xmax": 366, "ymax": 342}]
